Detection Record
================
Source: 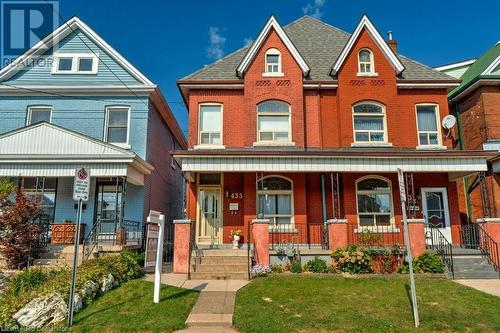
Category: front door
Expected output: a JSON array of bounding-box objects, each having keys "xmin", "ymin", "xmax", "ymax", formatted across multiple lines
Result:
[
  {"xmin": 197, "ymin": 188, "xmax": 222, "ymax": 246},
  {"xmin": 422, "ymin": 188, "xmax": 451, "ymax": 243},
  {"xmin": 95, "ymin": 179, "xmax": 123, "ymax": 236}
]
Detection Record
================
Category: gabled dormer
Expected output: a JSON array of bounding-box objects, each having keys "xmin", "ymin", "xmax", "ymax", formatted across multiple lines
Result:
[{"xmin": 330, "ymin": 14, "xmax": 405, "ymax": 77}]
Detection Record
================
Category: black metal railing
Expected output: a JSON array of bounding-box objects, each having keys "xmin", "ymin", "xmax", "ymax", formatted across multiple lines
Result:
[
  {"xmin": 347, "ymin": 223, "xmax": 405, "ymax": 247},
  {"xmin": 32, "ymin": 216, "xmax": 51, "ymax": 250},
  {"xmin": 188, "ymin": 219, "xmax": 201, "ymax": 280},
  {"xmin": 427, "ymin": 225, "xmax": 454, "ymax": 278},
  {"xmin": 459, "ymin": 224, "xmax": 481, "ymax": 249},
  {"xmin": 82, "ymin": 217, "xmax": 101, "ymax": 261},
  {"xmin": 270, "ymin": 223, "xmax": 325, "ymax": 250},
  {"xmin": 477, "ymin": 223, "xmax": 500, "ymax": 274}
]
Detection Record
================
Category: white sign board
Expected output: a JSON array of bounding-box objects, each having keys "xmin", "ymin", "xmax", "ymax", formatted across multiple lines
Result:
[
  {"xmin": 145, "ymin": 210, "xmax": 165, "ymax": 304},
  {"xmin": 397, "ymin": 168, "xmax": 406, "ymax": 202},
  {"xmin": 73, "ymin": 168, "xmax": 90, "ymax": 201}
]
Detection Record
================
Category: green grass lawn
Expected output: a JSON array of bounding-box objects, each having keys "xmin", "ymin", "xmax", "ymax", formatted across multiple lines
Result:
[
  {"xmin": 234, "ymin": 275, "xmax": 500, "ymax": 333},
  {"xmin": 72, "ymin": 279, "xmax": 198, "ymax": 333}
]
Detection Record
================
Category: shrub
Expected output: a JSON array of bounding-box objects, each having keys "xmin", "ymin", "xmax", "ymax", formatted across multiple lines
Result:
[
  {"xmin": 250, "ymin": 264, "xmax": 271, "ymax": 278},
  {"xmin": 304, "ymin": 257, "xmax": 328, "ymax": 273},
  {"xmin": 270, "ymin": 263, "xmax": 284, "ymax": 273},
  {"xmin": 7, "ymin": 268, "xmax": 48, "ymax": 296},
  {"xmin": 397, "ymin": 252, "xmax": 445, "ymax": 274},
  {"xmin": 290, "ymin": 261, "xmax": 302, "ymax": 273},
  {"xmin": 331, "ymin": 245, "xmax": 372, "ymax": 274}
]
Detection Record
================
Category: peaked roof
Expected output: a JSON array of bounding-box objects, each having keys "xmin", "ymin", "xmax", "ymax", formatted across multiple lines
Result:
[
  {"xmin": 449, "ymin": 42, "xmax": 500, "ymax": 99},
  {"xmin": 180, "ymin": 16, "xmax": 454, "ymax": 82},
  {"xmin": 0, "ymin": 17, "xmax": 154, "ymax": 85},
  {"xmin": 330, "ymin": 15, "xmax": 404, "ymax": 76},
  {"xmin": 236, "ymin": 16, "xmax": 310, "ymax": 77}
]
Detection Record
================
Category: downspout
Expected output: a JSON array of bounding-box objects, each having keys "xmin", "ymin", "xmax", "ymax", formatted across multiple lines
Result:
[
  {"xmin": 320, "ymin": 174, "xmax": 327, "ymax": 225},
  {"xmin": 454, "ymin": 102, "xmax": 473, "ymax": 224}
]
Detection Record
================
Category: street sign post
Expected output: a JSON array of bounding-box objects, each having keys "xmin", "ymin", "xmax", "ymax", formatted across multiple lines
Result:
[
  {"xmin": 397, "ymin": 168, "xmax": 419, "ymax": 327},
  {"xmin": 68, "ymin": 167, "xmax": 90, "ymax": 327},
  {"xmin": 146, "ymin": 210, "xmax": 165, "ymax": 303}
]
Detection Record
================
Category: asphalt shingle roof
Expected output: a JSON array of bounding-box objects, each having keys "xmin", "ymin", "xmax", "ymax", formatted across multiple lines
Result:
[{"xmin": 181, "ymin": 16, "xmax": 455, "ymax": 82}]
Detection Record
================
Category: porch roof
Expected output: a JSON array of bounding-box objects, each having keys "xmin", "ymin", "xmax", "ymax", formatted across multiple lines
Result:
[
  {"xmin": 0, "ymin": 122, "xmax": 153, "ymax": 185},
  {"xmin": 173, "ymin": 148, "xmax": 496, "ymax": 178}
]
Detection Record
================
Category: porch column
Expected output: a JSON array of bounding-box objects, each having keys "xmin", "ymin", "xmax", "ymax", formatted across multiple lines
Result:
[
  {"xmin": 173, "ymin": 219, "xmax": 191, "ymax": 274},
  {"xmin": 252, "ymin": 219, "xmax": 270, "ymax": 266},
  {"xmin": 407, "ymin": 219, "xmax": 426, "ymax": 257},
  {"xmin": 326, "ymin": 219, "xmax": 348, "ymax": 250},
  {"xmin": 476, "ymin": 218, "xmax": 500, "ymax": 267}
]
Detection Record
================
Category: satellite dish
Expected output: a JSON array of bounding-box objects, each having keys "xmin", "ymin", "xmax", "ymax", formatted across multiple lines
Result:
[{"xmin": 442, "ymin": 115, "xmax": 456, "ymax": 129}]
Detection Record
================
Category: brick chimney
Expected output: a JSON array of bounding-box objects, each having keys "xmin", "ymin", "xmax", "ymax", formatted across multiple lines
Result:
[{"xmin": 387, "ymin": 31, "xmax": 398, "ymax": 53}]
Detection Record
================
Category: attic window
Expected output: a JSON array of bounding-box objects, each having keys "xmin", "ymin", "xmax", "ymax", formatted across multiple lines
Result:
[
  {"xmin": 358, "ymin": 49, "xmax": 376, "ymax": 76},
  {"xmin": 52, "ymin": 53, "xmax": 98, "ymax": 74},
  {"xmin": 264, "ymin": 48, "xmax": 283, "ymax": 76}
]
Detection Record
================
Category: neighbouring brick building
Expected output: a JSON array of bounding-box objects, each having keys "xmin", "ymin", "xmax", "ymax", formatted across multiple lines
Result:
[
  {"xmin": 174, "ymin": 15, "xmax": 495, "ymax": 251},
  {"xmin": 437, "ymin": 42, "xmax": 500, "ymax": 223}
]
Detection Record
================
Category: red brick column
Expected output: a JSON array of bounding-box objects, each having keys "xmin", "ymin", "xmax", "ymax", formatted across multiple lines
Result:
[
  {"xmin": 407, "ymin": 219, "xmax": 426, "ymax": 257},
  {"xmin": 252, "ymin": 219, "xmax": 270, "ymax": 266},
  {"xmin": 173, "ymin": 219, "xmax": 191, "ymax": 274},
  {"xmin": 477, "ymin": 218, "xmax": 500, "ymax": 267},
  {"xmin": 326, "ymin": 219, "xmax": 348, "ymax": 251}
]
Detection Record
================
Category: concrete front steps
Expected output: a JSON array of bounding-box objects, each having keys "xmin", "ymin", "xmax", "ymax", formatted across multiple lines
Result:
[
  {"xmin": 451, "ymin": 245, "xmax": 499, "ymax": 279},
  {"xmin": 190, "ymin": 249, "xmax": 249, "ymax": 280}
]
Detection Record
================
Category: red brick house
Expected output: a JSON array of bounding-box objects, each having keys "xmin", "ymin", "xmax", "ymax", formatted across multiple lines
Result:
[{"xmin": 174, "ymin": 15, "xmax": 494, "ymax": 255}]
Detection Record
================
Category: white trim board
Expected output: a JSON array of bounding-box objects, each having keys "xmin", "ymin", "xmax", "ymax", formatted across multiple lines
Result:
[
  {"xmin": 0, "ymin": 17, "xmax": 153, "ymax": 85},
  {"xmin": 434, "ymin": 59, "xmax": 476, "ymax": 72},
  {"xmin": 236, "ymin": 16, "xmax": 310, "ymax": 77},
  {"xmin": 482, "ymin": 54, "xmax": 500, "ymax": 75},
  {"xmin": 330, "ymin": 15, "xmax": 405, "ymax": 76}
]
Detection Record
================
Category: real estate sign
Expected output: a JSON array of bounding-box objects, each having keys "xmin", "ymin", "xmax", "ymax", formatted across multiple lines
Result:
[{"xmin": 144, "ymin": 224, "xmax": 160, "ymax": 268}]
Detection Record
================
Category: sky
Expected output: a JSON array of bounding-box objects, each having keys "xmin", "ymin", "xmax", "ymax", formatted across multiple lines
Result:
[{"xmin": 51, "ymin": 0, "xmax": 500, "ymax": 133}]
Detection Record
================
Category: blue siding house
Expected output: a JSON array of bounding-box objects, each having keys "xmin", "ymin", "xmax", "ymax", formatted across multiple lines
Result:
[{"xmin": 0, "ymin": 17, "xmax": 187, "ymax": 248}]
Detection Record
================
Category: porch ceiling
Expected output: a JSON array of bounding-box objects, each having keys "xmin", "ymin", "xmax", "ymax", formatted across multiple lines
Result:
[{"xmin": 173, "ymin": 149, "xmax": 495, "ymax": 174}]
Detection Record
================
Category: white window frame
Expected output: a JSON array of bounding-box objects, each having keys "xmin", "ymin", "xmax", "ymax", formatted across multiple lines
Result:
[
  {"xmin": 355, "ymin": 175, "xmax": 394, "ymax": 229},
  {"xmin": 26, "ymin": 105, "xmax": 52, "ymax": 125},
  {"xmin": 255, "ymin": 100, "xmax": 294, "ymax": 146},
  {"xmin": 357, "ymin": 48, "xmax": 377, "ymax": 76},
  {"xmin": 104, "ymin": 106, "xmax": 130, "ymax": 148},
  {"xmin": 415, "ymin": 103, "xmax": 444, "ymax": 149},
  {"xmin": 52, "ymin": 53, "xmax": 99, "ymax": 74},
  {"xmin": 263, "ymin": 48, "xmax": 284, "ymax": 77},
  {"xmin": 256, "ymin": 176, "xmax": 294, "ymax": 228},
  {"xmin": 195, "ymin": 103, "xmax": 224, "ymax": 149},
  {"xmin": 351, "ymin": 101, "xmax": 389, "ymax": 145}
]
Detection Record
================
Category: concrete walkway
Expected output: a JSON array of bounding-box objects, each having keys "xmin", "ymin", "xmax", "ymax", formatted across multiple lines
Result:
[
  {"xmin": 454, "ymin": 279, "xmax": 500, "ymax": 297},
  {"xmin": 144, "ymin": 273, "xmax": 248, "ymax": 332}
]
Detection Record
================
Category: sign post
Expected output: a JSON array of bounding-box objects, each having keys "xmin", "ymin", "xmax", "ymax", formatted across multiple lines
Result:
[
  {"xmin": 146, "ymin": 210, "xmax": 165, "ymax": 303},
  {"xmin": 68, "ymin": 167, "xmax": 90, "ymax": 327},
  {"xmin": 397, "ymin": 168, "xmax": 419, "ymax": 327}
]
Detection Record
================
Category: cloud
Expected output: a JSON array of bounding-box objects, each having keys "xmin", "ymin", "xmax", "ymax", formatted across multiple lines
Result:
[
  {"xmin": 302, "ymin": 0, "xmax": 326, "ymax": 20},
  {"xmin": 206, "ymin": 27, "xmax": 226, "ymax": 60},
  {"xmin": 243, "ymin": 37, "xmax": 253, "ymax": 46}
]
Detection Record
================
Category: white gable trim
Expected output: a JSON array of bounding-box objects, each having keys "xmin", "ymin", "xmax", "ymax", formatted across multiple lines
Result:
[
  {"xmin": 482, "ymin": 54, "xmax": 500, "ymax": 75},
  {"xmin": 236, "ymin": 16, "xmax": 310, "ymax": 77},
  {"xmin": 330, "ymin": 15, "xmax": 405, "ymax": 76},
  {"xmin": 0, "ymin": 17, "xmax": 154, "ymax": 85},
  {"xmin": 434, "ymin": 59, "xmax": 476, "ymax": 72}
]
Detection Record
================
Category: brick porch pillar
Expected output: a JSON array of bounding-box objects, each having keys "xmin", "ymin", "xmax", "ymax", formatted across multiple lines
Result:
[
  {"xmin": 476, "ymin": 218, "xmax": 500, "ymax": 267},
  {"xmin": 326, "ymin": 219, "xmax": 348, "ymax": 250},
  {"xmin": 407, "ymin": 219, "xmax": 426, "ymax": 257},
  {"xmin": 173, "ymin": 219, "xmax": 191, "ymax": 274},
  {"xmin": 252, "ymin": 219, "xmax": 270, "ymax": 266}
]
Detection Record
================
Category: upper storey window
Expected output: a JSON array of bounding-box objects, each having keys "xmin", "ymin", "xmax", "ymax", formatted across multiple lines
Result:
[
  {"xmin": 27, "ymin": 106, "xmax": 52, "ymax": 125},
  {"xmin": 358, "ymin": 49, "xmax": 376, "ymax": 76},
  {"xmin": 352, "ymin": 102, "xmax": 387, "ymax": 144},
  {"xmin": 198, "ymin": 104, "xmax": 222, "ymax": 146},
  {"xmin": 257, "ymin": 100, "xmax": 291, "ymax": 144},
  {"xmin": 105, "ymin": 106, "xmax": 130, "ymax": 146},
  {"xmin": 264, "ymin": 48, "xmax": 283, "ymax": 76},
  {"xmin": 416, "ymin": 104, "xmax": 441, "ymax": 147},
  {"xmin": 52, "ymin": 53, "xmax": 98, "ymax": 74}
]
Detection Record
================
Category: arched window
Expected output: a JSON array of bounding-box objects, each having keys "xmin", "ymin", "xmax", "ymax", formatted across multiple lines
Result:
[
  {"xmin": 352, "ymin": 101, "xmax": 387, "ymax": 143},
  {"xmin": 356, "ymin": 176, "xmax": 393, "ymax": 227},
  {"xmin": 358, "ymin": 49, "xmax": 375, "ymax": 74},
  {"xmin": 257, "ymin": 176, "xmax": 293, "ymax": 226},
  {"xmin": 257, "ymin": 100, "xmax": 291, "ymax": 143},
  {"xmin": 264, "ymin": 48, "xmax": 281, "ymax": 74}
]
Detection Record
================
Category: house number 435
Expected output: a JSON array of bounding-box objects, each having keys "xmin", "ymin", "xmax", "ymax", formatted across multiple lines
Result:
[{"xmin": 230, "ymin": 192, "xmax": 243, "ymax": 199}]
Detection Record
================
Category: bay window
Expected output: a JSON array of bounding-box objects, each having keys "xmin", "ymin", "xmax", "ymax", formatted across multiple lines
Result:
[
  {"xmin": 257, "ymin": 176, "xmax": 293, "ymax": 226},
  {"xmin": 198, "ymin": 104, "xmax": 222, "ymax": 145},
  {"xmin": 356, "ymin": 177, "xmax": 393, "ymax": 227},
  {"xmin": 257, "ymin": 100, "xmax": 291, "ymax": 143},
  {"xmin": 416, "ymin": 104, "xmax": 440, "ymax": 146},
  {"xmin": 352, "ymin": 102, "xmax": 387, "ymax": 143}
]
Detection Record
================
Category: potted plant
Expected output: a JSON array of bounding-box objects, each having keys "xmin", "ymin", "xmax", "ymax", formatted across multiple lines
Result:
[{"xmin": 230, "ymin": 229, "xmax": 242, "ymax": 249}]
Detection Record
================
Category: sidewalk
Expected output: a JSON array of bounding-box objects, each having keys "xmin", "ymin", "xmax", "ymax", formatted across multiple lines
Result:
[
  {"xmin": 144, "ymin": 273, "xmax": 248, "ymax": 332},
  {"xmin": 454, "ymin": 279, "xmax": 500, "ymax": 297}
]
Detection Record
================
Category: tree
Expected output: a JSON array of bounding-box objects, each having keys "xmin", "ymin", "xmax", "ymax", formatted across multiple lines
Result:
[{"xmin": 0, "ymin": 183, "xmax": 42, "ymax": 269}]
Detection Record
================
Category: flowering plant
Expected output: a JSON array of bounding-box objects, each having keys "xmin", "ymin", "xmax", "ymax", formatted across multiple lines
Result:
[
  {"xmin": 250, "ymin": 264, "xmax": 271, "ymax": 278},
  {"xmin": 230, "ymin": 229, "xmax": 242, "ymax": 237},
  {"xmin": 331, "ymin": 244, "xmax": 372, "ymax": 274}
]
